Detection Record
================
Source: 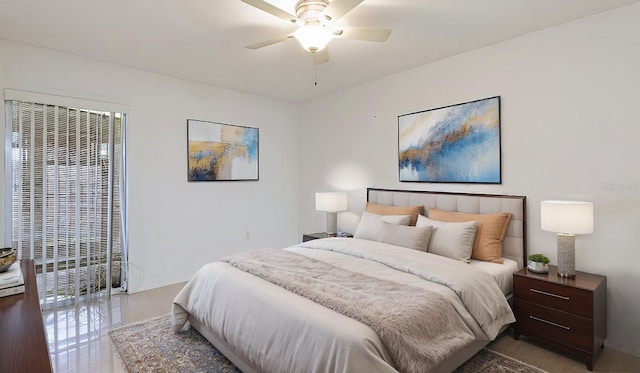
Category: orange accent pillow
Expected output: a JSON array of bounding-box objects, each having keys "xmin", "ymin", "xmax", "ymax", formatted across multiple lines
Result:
[
  {"xmin": 365, "ymin": 202, "xmax": 424, "ymax": 226},
  {"xmin": 427, "ymin": 209, "xmax": 511, "ymax": 264}
]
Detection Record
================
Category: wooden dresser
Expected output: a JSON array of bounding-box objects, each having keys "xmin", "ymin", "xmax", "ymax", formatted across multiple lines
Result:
[
  {"xmin": 513, "ymin": 265, "xmax": 606, "ymax": 371},
  {"xmin": 0, "ymin": 260, "xmax": 53, "ymax": 372}
]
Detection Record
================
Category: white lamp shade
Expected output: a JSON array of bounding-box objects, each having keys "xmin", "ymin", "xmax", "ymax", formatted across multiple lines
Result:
[
  {"xmin": 294, "ymin": 23, "xmax": 333, "ymax": 52},
  {"xmin": 315, "ymin": 192, "xmax": 348, "ymax": 212},
  {"xmin": 541, "ymin": 200, "xmax": 593, "ymax": 234}
]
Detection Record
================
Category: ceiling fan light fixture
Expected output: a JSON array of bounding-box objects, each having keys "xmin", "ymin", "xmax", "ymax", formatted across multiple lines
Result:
[
  {"xmin": 242, "ymin": 0, "xmax": 391, "ymax": 64},
  {"xmin": 294, "ymin": 22, "xmax": 333, "ymax": 53}
]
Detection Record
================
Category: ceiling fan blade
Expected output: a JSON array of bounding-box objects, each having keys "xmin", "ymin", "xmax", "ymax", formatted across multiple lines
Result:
[
  {"xmin": 241, "ymin": 0, "xmax": 297, "ymax": 23},
  {"xmin": 245, "ymin": 34, "xmax": 293, "ymax": 49},
  {"xmin": 336, "ymin": 27, "xmax": 391, "ymax": 42},
  {"xmin": 323, "ymin": 0, "xmax": 364, "ymax": 22},
  {"xmin": 312, "ymin": 48, "xmax": 329, "ymax": 65}
]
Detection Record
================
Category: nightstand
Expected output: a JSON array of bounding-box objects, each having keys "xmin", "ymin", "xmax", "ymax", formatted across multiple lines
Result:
[
  {"xmin": 302, "ymin": 232, "xmax": 352, "ymax": 242},
  {"xmin": 513, "ymin": 265, "xmax": 606, "ymax": 371}
]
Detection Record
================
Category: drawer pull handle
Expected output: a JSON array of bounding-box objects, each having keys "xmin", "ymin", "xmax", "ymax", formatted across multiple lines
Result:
[
  {"xmin": 530, "ymin": 316, "xmax": 571, "ymax": 330},
  {"xmin": 530, "ymin": 288, "xmax": 569, "ymax": 300}
]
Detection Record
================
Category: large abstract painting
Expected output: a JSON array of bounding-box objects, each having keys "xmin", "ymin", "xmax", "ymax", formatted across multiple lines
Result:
[
  {"xmin": 187, "ymin": 119, "xmax": 259, "ymax": 181},
  {"xmin": 398, "ymin": 96, "xmax": 501, "ymax": 183}
]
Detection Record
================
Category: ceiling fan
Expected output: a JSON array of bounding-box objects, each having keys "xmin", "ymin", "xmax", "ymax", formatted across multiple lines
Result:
[{"xmin": 241, "ymin": 0, "xmax": 391, "ymax": 65}]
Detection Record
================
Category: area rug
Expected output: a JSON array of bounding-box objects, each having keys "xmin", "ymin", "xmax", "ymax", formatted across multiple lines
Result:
[{"xmin": 109, "ymin": 314, "xmax": 547, "ymax": 373}]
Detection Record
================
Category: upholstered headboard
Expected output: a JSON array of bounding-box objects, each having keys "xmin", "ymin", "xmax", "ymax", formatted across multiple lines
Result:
[{"xmin": 367, "ymin": 188, "xmax": 527, "ymax": 268}]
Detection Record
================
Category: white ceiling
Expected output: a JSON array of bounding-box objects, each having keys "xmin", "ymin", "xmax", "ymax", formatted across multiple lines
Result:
[{"xmin": 1, "ymin": 0, "xmax": 638, "ymax": 103}]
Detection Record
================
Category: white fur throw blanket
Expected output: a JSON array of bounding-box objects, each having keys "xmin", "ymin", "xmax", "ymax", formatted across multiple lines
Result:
[
  {"xmin": 222, "ymin": 248, "xmax": 475, "ymax": 373},
  {"xmin": 300, "ymin": 238, "xmax": 516, "ymax": 340}
]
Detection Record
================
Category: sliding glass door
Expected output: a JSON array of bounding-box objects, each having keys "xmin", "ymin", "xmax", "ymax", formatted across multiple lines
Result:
[{"xmin": 5, "ymin": 98, "xmax": 127, "ymax": 308}]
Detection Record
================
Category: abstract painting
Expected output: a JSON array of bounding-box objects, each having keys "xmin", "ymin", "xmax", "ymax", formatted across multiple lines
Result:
[
  {"xmin": 398, "ymin": 96, "xmax": 501, "ymax": 183},
  {"xmin": 187, "ymin": 119, "xmax": 259, "ymax": 181}
]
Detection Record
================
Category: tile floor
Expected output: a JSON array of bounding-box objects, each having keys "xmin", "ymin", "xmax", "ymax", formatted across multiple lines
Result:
[
  {"xmin": 44, "ymin": 282, "xmax": 186, "ymax": 373},
  {"xmin": 44, "ymin": 282, "xmax": 640, "ymax": 373}
]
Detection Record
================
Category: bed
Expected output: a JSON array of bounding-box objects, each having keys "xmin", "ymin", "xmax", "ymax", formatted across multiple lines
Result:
[{"xmin": 172, "ymin": 188, "xmax": 527, "ymax": 373}]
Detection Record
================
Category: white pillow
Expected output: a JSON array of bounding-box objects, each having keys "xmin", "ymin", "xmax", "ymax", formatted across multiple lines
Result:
[
  {"xmin": 378, "ymin": 222, "xmax": 433, "ymax": 252},
  {"xmin": 354, "ymin": 211, "xmax": 411, "ymax": 241},
  {"xmin": 416, "ymin": 215, "xmax": 478, "ymax": 262}
]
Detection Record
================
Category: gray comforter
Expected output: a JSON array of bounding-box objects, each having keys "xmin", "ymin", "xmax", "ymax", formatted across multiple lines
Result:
[
  {"xmin": 222, "ymin": 248, "xmax": 474, "ymax": 372},
  {"xmin": 172, "ymin": 238, "xmax": 515, "ymax": 373}
]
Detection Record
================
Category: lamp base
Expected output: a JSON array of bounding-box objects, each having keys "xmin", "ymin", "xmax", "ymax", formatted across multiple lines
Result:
[
  {"xmin": 557, "ymin": 272, "xmax": 576, "ymax": 279},
  {"xmin": 326, "ymin": 212, "xmax": 338, "ymax": 236},
  {"xmin": 557, "ymin": 233, "xmax": 576, "ymax": 278}
]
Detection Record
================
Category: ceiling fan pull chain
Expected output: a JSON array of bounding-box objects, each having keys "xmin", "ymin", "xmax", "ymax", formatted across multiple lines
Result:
[{"xmin": 314, "ymin": 64, "xmax": 318, "ymax": 86}]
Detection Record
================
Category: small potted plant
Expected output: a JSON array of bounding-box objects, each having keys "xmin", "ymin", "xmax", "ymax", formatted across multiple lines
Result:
[{"xmin": 527, "ymin": 253, "xmax": 550, "ymax": 274}]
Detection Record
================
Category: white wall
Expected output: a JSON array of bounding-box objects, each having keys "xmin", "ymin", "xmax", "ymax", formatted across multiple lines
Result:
[
  {"xmin": 298, "ymin": 5, "xmax": 640, "ymax": 356},
  {"xmin": 0, "ymin": 40, "xmax": 300, "ymax": 293}
]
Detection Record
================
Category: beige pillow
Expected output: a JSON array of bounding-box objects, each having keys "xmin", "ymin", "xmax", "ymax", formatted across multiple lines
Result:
[
  {"xmin": 365, "ymin": 202, "xmax": 424, "ymax": 226},
  {"xmin": 354, "ymin": 212, "xmax": 411, "ymax": 241},
  {"xmin": 417, "ymin": 215, "xmax": 478, "ymax": 262},
  {"xmin": 378, "ymin": 222, "xmax": 433, "ymax": 252},
  {"xmin": 427, "ymin": 209, "xmax": 511, "ymax": 264}
]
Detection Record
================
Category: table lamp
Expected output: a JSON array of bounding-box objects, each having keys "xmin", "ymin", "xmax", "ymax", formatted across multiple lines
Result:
[
  {"xmin": 541, "ymin": 200, "xmax": 593, "ymax": 278},
  {"xmin": 315, "ymin": 192, "xmax": 348, "ymax": 236}
]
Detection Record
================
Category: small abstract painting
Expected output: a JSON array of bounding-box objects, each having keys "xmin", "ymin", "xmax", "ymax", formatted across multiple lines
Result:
[
  {"xmin": 398, "ymin": 96, "xmax": 501, "ymax": 183},
  {"xmin": 187, "ymin": 119, "xmax": 259, "ymax": 181}
]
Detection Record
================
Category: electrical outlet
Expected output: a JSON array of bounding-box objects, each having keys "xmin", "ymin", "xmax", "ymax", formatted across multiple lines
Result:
[{"xmin": 243, "ymin": 229, "xmax": 250, "ymax": 240}]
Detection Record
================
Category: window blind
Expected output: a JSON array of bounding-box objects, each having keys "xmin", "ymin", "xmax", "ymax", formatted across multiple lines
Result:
[{"xmin": 6, "ymin": 98, "xmax": 127, "ymax": 308}]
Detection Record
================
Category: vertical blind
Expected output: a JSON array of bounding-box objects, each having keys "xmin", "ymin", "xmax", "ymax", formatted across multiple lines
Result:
[{"xmin": 7, "ymin": 98, "xmax": 127, "ymax": 308}]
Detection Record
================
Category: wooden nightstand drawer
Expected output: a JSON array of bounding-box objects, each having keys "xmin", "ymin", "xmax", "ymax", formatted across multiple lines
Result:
[
  {"xmin": 515, "ymin": 299, "xmax": 593, "ymax": 352},
  {"xmin": 513, "ymin": 275, "xmax": 592, "ymax": 318},
  {"xmin": 513, "ymin": 266, "xmax": 607, "ymax": 370}
]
